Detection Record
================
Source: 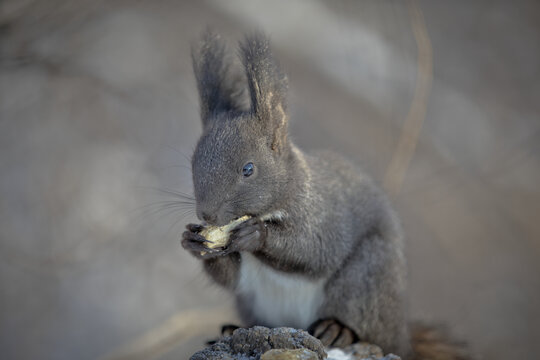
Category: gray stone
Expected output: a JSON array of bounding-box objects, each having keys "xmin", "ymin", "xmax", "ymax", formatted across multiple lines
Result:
[
  {"xmin": 261, "ymin": 349, "xmax": 319, "ymax": 360},
  {"xmin": 345, "ymin": 342, "xmax": 384, "ymax": 359},
  {"xmin": 189, "ymin": 326, "xmax": 402, "ymax": 360},
  {"xmin": 326, "ymin": 343, "xmax": 401, "ymax": 360},
  {"xmin": 189, "ymin": 326, "xmax": 326, "ymax": 360}
]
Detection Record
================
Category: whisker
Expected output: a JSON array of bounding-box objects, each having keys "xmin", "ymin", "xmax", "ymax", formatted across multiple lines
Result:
[
  {"xmin": 138, "ymin": 186, "xmax": 196, "ymax": 201},
  {"xmin": 166, "ymin": 209, "xmax": 197, "ymax": 235},
  {"xmin": 156, "ymin": 164, "xmax": 193, "ymax": 172},
  {"xmin": 130, "ymin": 201, "xmax": 195, "ymax": 215},
  {"xmin": 164, "ymin": 144, "xmax": 193, "ymax": 165},
  {"xmin": 130, "ymin": 206, "xmax": 193, "ymax": 225}
]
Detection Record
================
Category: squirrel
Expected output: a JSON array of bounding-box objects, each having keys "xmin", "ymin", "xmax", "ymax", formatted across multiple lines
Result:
[{"xmin": 182, "ymin": 31, "xmax": 470, "ymax": 360}]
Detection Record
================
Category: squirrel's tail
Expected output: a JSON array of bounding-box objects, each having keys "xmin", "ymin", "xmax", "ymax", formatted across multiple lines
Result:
[{"xmin": 409, "ymin": 323, "xmax": 473, "ymax": 360}]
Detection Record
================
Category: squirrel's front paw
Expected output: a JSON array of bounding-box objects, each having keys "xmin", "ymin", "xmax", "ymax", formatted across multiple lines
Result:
[
  {"xmin": 226, "ymin": 217, "xmax": 267, "ymax": 253},
  {"xmin": 181, "ymin": 223, "xmax": 222, "ymax": 259}
]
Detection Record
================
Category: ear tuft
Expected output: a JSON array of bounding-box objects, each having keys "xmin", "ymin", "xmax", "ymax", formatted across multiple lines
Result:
[
  {"xmin": 240, "ymin": 32, "xmax": 289, "ymax": 152},
  {"xmin": 192, "ymin": 29, "xmax": 245, "ymax": 127}
]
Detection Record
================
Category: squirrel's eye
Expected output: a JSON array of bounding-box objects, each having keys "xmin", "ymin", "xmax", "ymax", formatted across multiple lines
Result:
[{"xmin": 242, "ymin": 162, "xmax": 254, "ymax": 177}]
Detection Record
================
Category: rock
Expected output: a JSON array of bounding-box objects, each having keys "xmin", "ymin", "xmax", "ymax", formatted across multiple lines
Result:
[
  {"xmin": 326, "ymin": 342, "xmax": 385, "ymax": 360},
  {"xmin": 189, "ymin": 326, "xmax": 401, "ymax": 360},
  {"xmin": 261, "ymin": 349, "xmax": 319, "ymax": 360},
  {"xmin": 190, "ymin": 326, "xmax": 326, "ymax": 360},
  {"xmin": 326, "ymin": 343, "xmax": 402, "ymax": 360}
]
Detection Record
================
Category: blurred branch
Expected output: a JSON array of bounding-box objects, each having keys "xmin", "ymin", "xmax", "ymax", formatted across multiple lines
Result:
[
  {"xmin": 98, "ymin": 307, "xmax": 238, "ymax": 360},
  {"xmin": 383, "ymin": 0, "xmax": 433, "ymax": 196}
]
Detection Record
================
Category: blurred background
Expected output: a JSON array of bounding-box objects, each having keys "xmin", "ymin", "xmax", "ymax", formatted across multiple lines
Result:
[{"xmin": 1, "ymin": 0, "xmax": 539, "ymax": 359}]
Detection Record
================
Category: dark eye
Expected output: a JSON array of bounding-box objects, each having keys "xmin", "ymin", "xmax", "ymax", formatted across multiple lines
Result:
[{"xmin": 242, "ymin": 162, "xmax": 254, "ymax": 177}]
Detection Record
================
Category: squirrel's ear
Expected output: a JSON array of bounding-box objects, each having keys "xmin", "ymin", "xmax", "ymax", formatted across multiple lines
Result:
[
  {"xmin": 192, "ymin": 30, "xmax": 244, "ymax": 128},
  {"xmin": 240, "ymin": 32, "xmax": 289, "ymax": 153}
]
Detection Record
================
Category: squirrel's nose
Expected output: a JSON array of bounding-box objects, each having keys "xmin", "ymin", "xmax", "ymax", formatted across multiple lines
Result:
[
  {"xmin": 196, "ymin": 203, "xmax": 221, "ymax": 224},
  {"xmin": 201, "ymin": 211, "xmax": 217, "ymax": 224}
]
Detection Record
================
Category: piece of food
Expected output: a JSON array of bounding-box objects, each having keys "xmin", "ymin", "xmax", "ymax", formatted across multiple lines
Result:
[{"xmin": 200, "ymin": 215, "xmax": 251, "ymax": 254}]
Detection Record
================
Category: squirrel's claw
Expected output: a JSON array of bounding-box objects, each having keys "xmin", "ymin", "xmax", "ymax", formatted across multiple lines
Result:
[
  {"xmin": 221, "ymin": 324, "xmax": 240, "ymax": 336},
  {"xmin": 205, "ymin": 324, "xmax": 241, "ymax": 346},
  {"xmin": 181, "ymin": 226, "xmax": 221, "ymax": 259},
  {"xmin": 186, "ymin": 223, "xmax": 204, "ymax": 233},
  {"xmin": 308, "ymin": 318, "xmax": 358, "ymax": 348}
]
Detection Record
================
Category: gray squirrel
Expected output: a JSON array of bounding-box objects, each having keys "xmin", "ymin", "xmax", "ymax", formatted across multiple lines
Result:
[{"xmin": 182, "ymin": 31, "xmax": 468, "ymax": 360}]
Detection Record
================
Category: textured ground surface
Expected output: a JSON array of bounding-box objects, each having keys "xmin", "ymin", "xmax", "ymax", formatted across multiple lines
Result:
[
  {"xmin": 1, "ymin": 1, "xmax": 539, "ymax": 359},
  {"xmin": 190, "ymin": 326, "xmax": 398, "ymax": 360},
  {"xmin": 190, "ymin": 327, "xmax": 326, "ymax": 360}
]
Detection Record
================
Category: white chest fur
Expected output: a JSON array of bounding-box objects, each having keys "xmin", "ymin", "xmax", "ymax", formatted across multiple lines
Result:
[{"xmin": 237, "ymin": 252, "xmax": 325, "ymax": 329}]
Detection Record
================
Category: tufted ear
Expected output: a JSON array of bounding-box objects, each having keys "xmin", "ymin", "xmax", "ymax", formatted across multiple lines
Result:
[
  {"xmin": 240, "ymin": 32, "xmax": 289, "ymax": 153},
  {"xmin": 192, "ymin": 30, "xmax": 245, "ymax": 128}
]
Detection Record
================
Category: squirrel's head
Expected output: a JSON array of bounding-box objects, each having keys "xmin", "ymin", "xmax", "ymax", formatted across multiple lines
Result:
[{"xmin": 191, "ymin": 31, "xmax": 291, "ymax": 226}]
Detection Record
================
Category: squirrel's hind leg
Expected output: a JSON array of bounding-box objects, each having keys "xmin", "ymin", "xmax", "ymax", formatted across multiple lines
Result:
[{"xmin": 321, "ymin": 233, "xmax": 410, "ymax": 356}]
